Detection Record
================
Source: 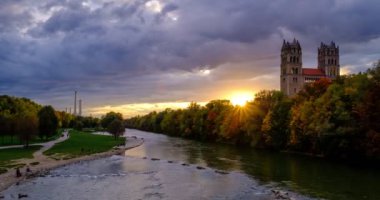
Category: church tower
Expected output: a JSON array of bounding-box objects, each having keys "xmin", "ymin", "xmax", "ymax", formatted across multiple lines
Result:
[
  {"xmin": 280, "ymin": 39, "xmax": 303, "ymax": 96},
  {"xmin": 318, "ymin": 42, "xmax": 340, "ymax": 78}
]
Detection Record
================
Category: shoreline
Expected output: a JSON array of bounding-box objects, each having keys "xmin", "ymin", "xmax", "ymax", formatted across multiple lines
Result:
[{"xmin": 0, "ymin": 137, "xmax": 144, "ymax": 193}]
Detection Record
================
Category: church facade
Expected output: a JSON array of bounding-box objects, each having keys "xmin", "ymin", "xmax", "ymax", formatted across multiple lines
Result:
[{"xmin": 280, "ymin": 39, "xmax": 340, "ymax": 96}]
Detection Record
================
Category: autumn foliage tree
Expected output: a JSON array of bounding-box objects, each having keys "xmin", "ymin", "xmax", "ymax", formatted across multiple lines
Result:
[{"xmin": 126, "ymin": 60, "xmax": 380, "ymax": 162}]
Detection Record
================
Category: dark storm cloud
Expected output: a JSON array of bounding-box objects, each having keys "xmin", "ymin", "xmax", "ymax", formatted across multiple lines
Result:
[{"xmin": 1, "ymin": 0, "xmax": 380, "ymax": 112}]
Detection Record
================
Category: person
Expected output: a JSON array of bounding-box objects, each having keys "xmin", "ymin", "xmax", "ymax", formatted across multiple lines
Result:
[{"xmin": 16, "ymin": 168, "xmax": 22, "ymax": 177}]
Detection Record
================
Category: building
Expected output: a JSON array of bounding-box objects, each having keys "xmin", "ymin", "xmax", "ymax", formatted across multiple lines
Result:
[{"xmin": 280, "ymin": 39, "xmax": 340, "ymax": 96}]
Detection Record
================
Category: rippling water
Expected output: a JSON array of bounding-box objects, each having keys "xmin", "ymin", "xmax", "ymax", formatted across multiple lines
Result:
[{"xmin": 2, "ymin": 129, "xmax": 379, "ymax": 200}]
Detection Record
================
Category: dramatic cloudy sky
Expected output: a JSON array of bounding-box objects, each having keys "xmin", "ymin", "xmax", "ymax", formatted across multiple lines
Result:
[{"xmin": 1, "ymin": 0, "xmax": 380, "ymax": 117}]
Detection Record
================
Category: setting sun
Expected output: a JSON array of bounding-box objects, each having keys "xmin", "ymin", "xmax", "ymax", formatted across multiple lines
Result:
[{"xmin": 229, "ymin": 92, "xmax": 254, "ymax": 106}]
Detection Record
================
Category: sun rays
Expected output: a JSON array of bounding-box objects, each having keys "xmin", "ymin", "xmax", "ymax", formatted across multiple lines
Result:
[{"xmin": 229, "ymin": 92, "xmax": 254, "ymax": 107}]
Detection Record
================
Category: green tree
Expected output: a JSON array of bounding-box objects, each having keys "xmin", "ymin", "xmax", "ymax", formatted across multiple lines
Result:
[
  {"xmin": 244, "ymin": 90, "xmax": 281, "ymax": 148},
  {"xmin": 108, "ymin": 119, "xmax": 125, "ymax": 139},
  {"xmin": 205, "ymin": 100, "xmax": 233, "ymax": 140},
  {"xmin": 101, "ymin": 112, "xmax": 124, "ymax": 138},
  {"xmin": 101, "ymin": 112, "xmax": 123, "ymax": 129},
  {"xmin": 38, "ymin": 106, "xmax": 59, "ymax": 140},
  {"xmin": 0, "ymin": 112, "xmax": 11, "ymax": 144},
  {"xmin": 18, "ymin": 112, "xmax": 39, "ymax": 148},
  {"xmin": 261, "ymin": 93, "xmax": 292, "ymax": 149},
  {"xmin": 73, "ymin": 119, "xmax": 84, "ymax": 131},
  {"xmin": 160, "ymin": 109, "xmax": 182, "ymax": 136},
  {"xmin": 220, "ymin": 108, "xmax": 246, "ymax": 144},
  {"xmin": 124, "ymin": 62, "xmax": 380, "ymax": 162}
]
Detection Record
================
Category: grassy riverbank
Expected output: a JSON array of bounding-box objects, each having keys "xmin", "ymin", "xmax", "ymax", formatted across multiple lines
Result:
[
  {"xmin": 44, "ymin": 130, "xmax": 125, "ymax": 160},
  {"xmin": 0, "ymin": 129, "xmax": 64, "ymax": 147},
  {"xmin": 0, "ymin": 146, "xmax": 42, "ymax": 174},
  {"xmin": 0, "ymin": 135, "xmax": 143, "ymax": 193}
]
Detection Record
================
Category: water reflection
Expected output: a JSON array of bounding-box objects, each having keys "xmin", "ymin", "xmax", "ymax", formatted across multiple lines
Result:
[
  {"xmin": 125, "ymin": 129, "xmax": 380, "ymax": 200},
  {"xmin": 2, "ymin": 129, "xmax": 378, "ymax": 200}
]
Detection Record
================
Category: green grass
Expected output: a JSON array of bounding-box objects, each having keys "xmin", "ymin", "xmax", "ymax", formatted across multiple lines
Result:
[
  {"xmin": 0, "ymin": 146, "xmax": 42, "ymax": 174},
  {"xmin": 44, "ymin": 130, "xmax": 125, "ymax": 160},
  {"xmin": 0, "ymin": 129, "xmax": 64, "ymax": 147}
]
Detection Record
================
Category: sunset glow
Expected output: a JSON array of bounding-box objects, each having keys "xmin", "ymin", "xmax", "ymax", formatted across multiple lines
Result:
[
  {"xmin": 87, "ymin": 101, "xmax": 208, "ymax": 117},
  {"xmin": 1, "ymin": 0, "xmax": 379, "ymax": 199},
  {"xmin": 1, "ymin": 0, "xmax": 379, "ymax": 118},
  {"xmin": 229, "ymin": 92, "xmax": 254, "ymax": 106}
]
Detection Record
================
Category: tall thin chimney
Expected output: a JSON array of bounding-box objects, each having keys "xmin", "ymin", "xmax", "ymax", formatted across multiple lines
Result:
[
  {"xmin": 79, "ymin": 99, "xmax": 82, "ymax": 116},
  {"xmin": 74, "ymin": 91, "xmax": 77, "ymax": 116},
  {"xmin": 65, "ymin": 107, "xmax": 68, "ymax": 113},
  {"xmin": 69, "ymin": 107, "xmax": 72, "ymax": 114}
]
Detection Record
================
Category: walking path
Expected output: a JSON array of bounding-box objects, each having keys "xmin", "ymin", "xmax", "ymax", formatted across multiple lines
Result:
[
  {"xmin": 0, "ymin": 131, "xmax": 69, "ymax": 150},
  {"xmin": 33, "ymin": 131, "xmax": 69, "ymax": 158}
]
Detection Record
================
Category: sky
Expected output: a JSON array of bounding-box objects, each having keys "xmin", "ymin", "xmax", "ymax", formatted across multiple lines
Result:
[{"xmin": 1, "ymin": 0, "xmax": 380, "ymax": 117}]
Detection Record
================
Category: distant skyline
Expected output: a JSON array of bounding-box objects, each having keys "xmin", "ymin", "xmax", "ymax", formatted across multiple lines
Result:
[{"xmin": 1, "ymin": 0, "xmax": 380, "ymax": 117}]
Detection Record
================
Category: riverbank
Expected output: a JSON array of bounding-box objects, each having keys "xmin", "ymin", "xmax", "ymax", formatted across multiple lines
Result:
[{"xmin": 0, "ymin": 136, "xmax": 144, "ymax": 193}]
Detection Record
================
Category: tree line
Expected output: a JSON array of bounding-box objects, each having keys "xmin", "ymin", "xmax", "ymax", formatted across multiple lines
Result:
[
  {"xmin": 0, "ymin": 96, "xmax": 58, "ymax": 147},
  {"xmin": 126, "ymin": 61, "xmax": 380, "ymax": 162},
  {"xmin": 0, "ymin": 96, "xmax": 125, "ymax": 147}
]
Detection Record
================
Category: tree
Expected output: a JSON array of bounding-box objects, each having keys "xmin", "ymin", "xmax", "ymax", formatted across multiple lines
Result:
[
  {"xmin": 261, "ymin": 95, "xmax": 292, "ymax": 149},
  {"xmin": 244, "ymin": 90, "xmax": 283, "ymax": 148},
  {"xmin": 297, "ymin": 78, "xmax": 332, "ymax": 101},
  {"xmin": 73, "ymin": 119, "xmax": 84, "ymax": 131},
  {"xmin": 220, "ymin": 108, "xmax": 246, "ymax": 144},
  {"xmin": 205, "ymin": 100, "xmax": 233, "ymax": 140},
  {"xmin": 160, "ymin": 109, "xmax": 179, "ymax": 136},
  {"xmin": 124, "ymin": 64, "xmax": 380, "ymax": 161},
  {"xmin": 38, "ymin": 106, "xmax": 59, "ymax": 140},
  {"xmin": 56, "ymin": 111, "xmax": 74, "ymax": 128},
  {"xmin": 0, "ymin": 112, "xmax": 10, "ymax": 144},
  {"xmin": 101, "ymin": 112, "xmax": 123, "ymax": 129},
  {"xmin": 101, "ymin": 112, "xmax": 124, "ymax": 139},
  {"xmin": 18, "ymin": 113, "xmax": 39, "ymax": 148},
  {"xmin": 107, "ymin": 119, "xmax": 125, "ymax": 139}
]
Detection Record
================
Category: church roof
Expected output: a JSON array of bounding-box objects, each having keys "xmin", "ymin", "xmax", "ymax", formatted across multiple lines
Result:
[{"xmin": 302, "ymin": 68, "xmax": 325, "ymax": 76}]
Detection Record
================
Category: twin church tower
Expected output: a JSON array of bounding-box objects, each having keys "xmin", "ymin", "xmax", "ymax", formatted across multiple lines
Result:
[{"xmin": 280, "ymin": 39, "xmax": 340, "ymax": 96}]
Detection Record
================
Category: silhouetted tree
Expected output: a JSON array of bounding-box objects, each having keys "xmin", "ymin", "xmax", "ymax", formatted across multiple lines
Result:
[
  {"xmin": 107, "ymin": 119, "xmax": 125, "ymax": 139},
  {"xmin": 101, "ymin": 112, "xmax": 123, "ymax": 129},
  {"xmin": 101, "ymin": 112, "xmax": 124, "ymax": 139},
  {"xmin": 38, "ymin": 106, "xmax": 59, "ymax": 140},
  {"xmin": 19, "ymin": 113, "xmax": 39, "ymax": 148}
]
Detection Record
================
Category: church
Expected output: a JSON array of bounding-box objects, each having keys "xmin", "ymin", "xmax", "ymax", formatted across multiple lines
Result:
[{"xmin": 280, "ymin": 39, "xmax": 340, "ymax": 96}]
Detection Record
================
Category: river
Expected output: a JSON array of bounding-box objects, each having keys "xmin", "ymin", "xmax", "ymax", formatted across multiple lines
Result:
[{"xmin": 2, "ymin": 129, "xmax": 379, "ymax": 199}]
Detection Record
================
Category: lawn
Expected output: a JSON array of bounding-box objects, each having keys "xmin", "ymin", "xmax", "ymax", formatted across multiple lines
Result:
[
  {"xmin": 0, "ymin": 129, "xmax": 64, "ymax": 147},
  {"xmin": 44, "ymin": 130, "xmax": 125, "ymax": 160},
  {"xmin": 0, "ymin": 146, "xmax": 42, "ymax": 174}
]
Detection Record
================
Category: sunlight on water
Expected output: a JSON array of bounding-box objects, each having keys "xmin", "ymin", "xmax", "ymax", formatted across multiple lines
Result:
[{"xmin": 2, "ymin": 129, "xmax": 379, "ymax": 200}]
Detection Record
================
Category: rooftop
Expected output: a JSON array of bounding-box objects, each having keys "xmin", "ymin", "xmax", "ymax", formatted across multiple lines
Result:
[{"xmin": 302, "ymin": 68, "xmax": 325, "ymax": 76}]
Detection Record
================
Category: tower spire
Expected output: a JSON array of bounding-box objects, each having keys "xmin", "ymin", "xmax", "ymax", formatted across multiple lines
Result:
[
  {"xmin": 79, "ymin": 99, "xmax": 82, "ymax": 116},
  {"xmin": 74, "ymin": 91, "xmax": 77, "ymax": 116}
]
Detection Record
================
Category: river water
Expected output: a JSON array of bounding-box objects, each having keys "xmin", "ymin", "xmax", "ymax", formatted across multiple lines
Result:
[{"xmin": 2, "ymin": 129, "xmax": 379, "ymax": 200}]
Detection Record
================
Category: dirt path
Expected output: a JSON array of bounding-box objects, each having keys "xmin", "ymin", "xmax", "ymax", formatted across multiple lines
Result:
[
  {"xmin": 32, "ymin": 131, "xmax": 69, "ymax": 158},
  {"xmin": 0, "ymin": 131, "xmax": 69, "ymax": 150}
]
